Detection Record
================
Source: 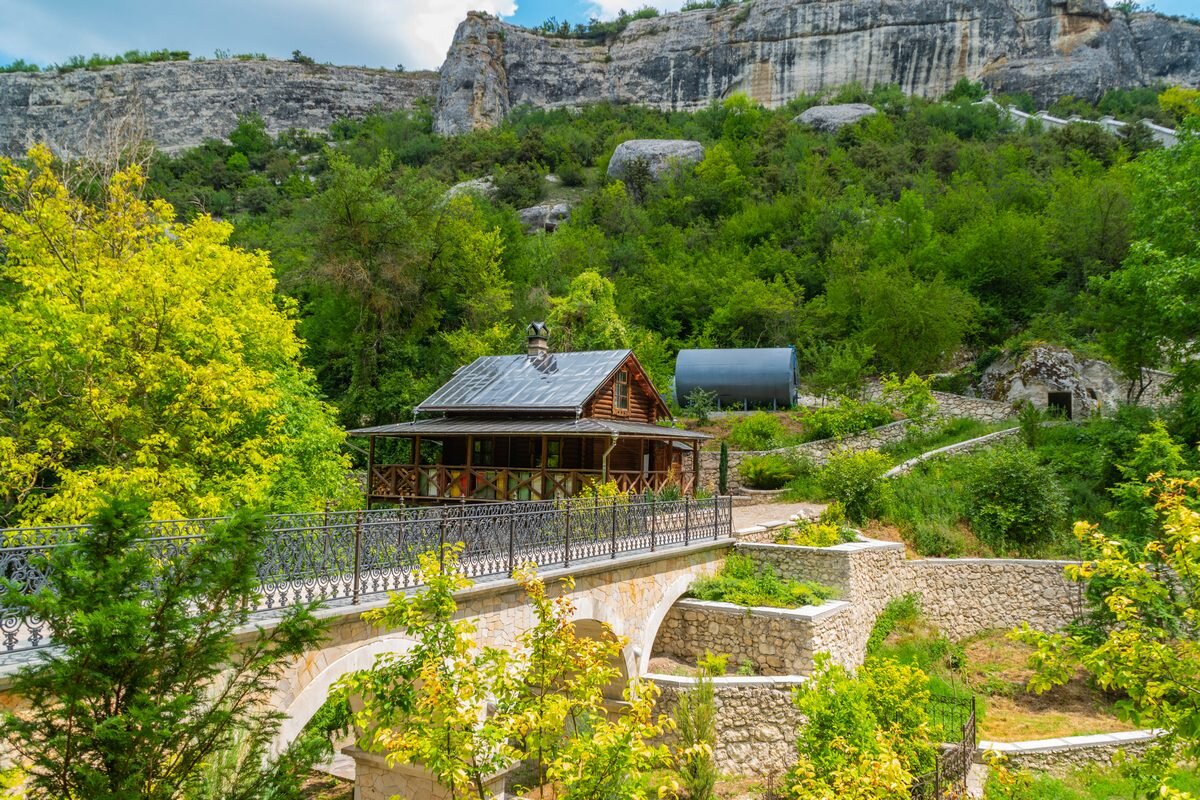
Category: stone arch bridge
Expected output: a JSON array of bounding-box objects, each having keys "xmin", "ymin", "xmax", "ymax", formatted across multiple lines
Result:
[{"xmin": 0, "ymin": 497, "xmax": 734, "ymax": 759}]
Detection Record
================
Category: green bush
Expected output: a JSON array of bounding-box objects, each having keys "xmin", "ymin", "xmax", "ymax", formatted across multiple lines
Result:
[
  {"xmin": 773, "ymin": 520, "xmax": 856, "ymax": 547},
  {"xmin": 688, "ymin": 554, "xmax": 836, "ymax": 608},
  {"xmin": 819, "ymin": 449, "xmax": 893, "ymax": 523},
  {"xmin": 738, "ymin": 453, "xmax": 801, "ymax": 489},
  {"xmin": 801, "ymin": 398, "xmax": 894, "ymax": 442},
  {"xmin": 865, "ymin": 594, "xmax": 922, "ymax": 656},
  {"xmin": 965, "ymin": 444, "xmax": 1067, "ymax": 553},
  {"xmin": 492, "ymin": 161, "xmax": 546, "ymax": 207},
  {"xmin": 727, "ymin": 411, "xmax": 790, "ymax": 450}
]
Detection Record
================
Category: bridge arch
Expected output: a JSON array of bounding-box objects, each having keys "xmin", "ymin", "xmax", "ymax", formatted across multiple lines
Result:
[
  {"xmin": 635, "ymin": 573, "xmax": 701, "ymax": 676},
  {"xmin": 273, "ymin": 633, "xmax": 418, "ymax": 755}
]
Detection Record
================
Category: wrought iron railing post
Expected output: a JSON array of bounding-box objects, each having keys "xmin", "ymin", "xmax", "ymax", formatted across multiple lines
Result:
[
  {"xmin": 507, "ymin": 512, "xmax": 516, "ymax": 576},
  {"xmin": 352, "ymin": 510, "xmax": 363, "ymax": 604},
  {"xmin": 650, "ymin": 495, "xmax": 656, "ymax": 552},
  {"xmin": 438, "ymin": 509, "xmax": 447, "ymax": 572},
  {"xmin": 684, "ymin": 495, "xmax": 690, "ymax": 545},
  {"xmin": 564, "ymin": 501, "xmax": 572, "ymax": 568},
  {"xmin": 610, "ymin": 500, "xmax": 618, "ymax": 559}
]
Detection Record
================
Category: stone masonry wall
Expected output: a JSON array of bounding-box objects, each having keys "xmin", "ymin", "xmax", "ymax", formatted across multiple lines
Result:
[
  {"xmin": 701, "ymin": 391, "xmax": 1014, "ymax": 493},
  {"xmin": 651, "ymin": 675, "xmax": 804, "ymax": 777},
  {"xmin": 700, "ymin": 421, "xmax": 911, "ymax": 493},
  {"xmin": 653, "ymin": 598, "xmax": 855, "ymax": 675},
  {"xmin": 980, "ymin": 731, "xmax": 1162, "ymax": 777}
]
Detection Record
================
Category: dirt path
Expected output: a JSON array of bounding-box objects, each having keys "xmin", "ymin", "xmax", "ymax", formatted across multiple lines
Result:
[{"xmin": 732, "ymin": 501, "xmax": 825, "ymax": 530}]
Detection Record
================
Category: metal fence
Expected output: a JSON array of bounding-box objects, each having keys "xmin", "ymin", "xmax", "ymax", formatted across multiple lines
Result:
[
  {"xmin": 1, "ymin": 495, "xmax": 733, "ymax": 653},
  {"xmin": 911, "ymin": 694, "xmax": 977, "ymax": 800}
]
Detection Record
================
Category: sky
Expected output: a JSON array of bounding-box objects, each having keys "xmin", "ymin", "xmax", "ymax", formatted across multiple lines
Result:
[{"xmin": 0, "ymin": 0, "xmax": 1195, "ymax": 72}]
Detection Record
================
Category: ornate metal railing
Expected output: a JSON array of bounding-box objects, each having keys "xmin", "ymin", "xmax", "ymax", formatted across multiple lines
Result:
[
  {"xmin": 0, "ymin": 495, "xmax": 733, "ymax": 653},
  {"xmin": 910, "ymin": 694, "xmax": 977, "ymax": 799},
  {"xmin": 370, "ymin": 465, "xmax": 696, "ymax": 503}
]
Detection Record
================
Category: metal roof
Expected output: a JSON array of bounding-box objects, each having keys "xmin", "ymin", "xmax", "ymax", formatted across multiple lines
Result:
[
  {"xmin": 347, "ymin": 416, "xmax": 710, "ymax": 441},
  {"xmin": 415, "ymin": 350, "xmax": 633, "ymax": 413}
]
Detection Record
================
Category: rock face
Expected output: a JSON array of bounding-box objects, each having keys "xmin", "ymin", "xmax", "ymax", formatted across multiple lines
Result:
[
  {"xmin": 979, "ymin": 344, "xmax": 1174, "ymax": 415},
  {"xmin": 606, "ymin": 139, "xmax": 705, "ymax": 180},
  {"xmin": 794, "ymin": 103, "xmax": 878, "ymax": 132},
  {"xmin": 0, "ymin": 60, "xmax": 437, "ymax": 157},
  {"xmin": 434, "ymin": 1, "xmax": 1200, "ymax": 135}
]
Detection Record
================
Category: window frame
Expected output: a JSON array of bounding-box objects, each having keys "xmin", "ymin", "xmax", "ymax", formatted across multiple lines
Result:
[{"xmin": 614, "ymin": 368, "xmax": 631, "ymax": 414}]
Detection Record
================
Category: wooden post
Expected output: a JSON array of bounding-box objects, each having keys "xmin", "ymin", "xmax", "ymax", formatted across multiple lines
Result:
[
  {"xmin": 691, "ymin": 441, "xmax": 701, "ymax": 497},
  {"xmin": 412, "ymin": 435, "xmax": 422, "ymax": 500},
  {"xmin": 465, "ymin": 434, "xmax": 474, "ymax": 500},
  {"xmin": 539, "ymin": 435, "xmax": 548, "ymax": 501},
  {"xmin": 366, "ymin": 435, "xmax": 376, "ymax": 509}
]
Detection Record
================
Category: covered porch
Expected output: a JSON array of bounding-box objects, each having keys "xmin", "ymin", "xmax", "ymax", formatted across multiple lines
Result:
[{"xmin": 351, "ymin": 418, "xmax": 710, "ymax": 506}]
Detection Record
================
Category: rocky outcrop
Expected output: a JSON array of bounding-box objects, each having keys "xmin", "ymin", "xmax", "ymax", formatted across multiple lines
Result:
[
  {"xmin": 434, "ymin": 1, "xmax": 1200, "ymax": 135},
  {"xmin": 517, "ymin": 201, "xmax": 572, "ymax": 233},
  {"xmin": 606, "ymin": 139, "xmax": 705, "ymax": 180},
  {"xmin": 794, "ymin": 103, "xmax": 878, "ymax": 132},
  {"xmin": 979, "ymin": 344, "xmax": 1174, "ymax": 415},
  {"xmin": 0, "ymin": 60, "xmax": 437, "ymax": 157}
]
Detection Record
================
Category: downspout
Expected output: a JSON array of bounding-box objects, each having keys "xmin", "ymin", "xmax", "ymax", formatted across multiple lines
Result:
[{"xmin": 601, "ymin": 431, "xmax": 619, "ymax": 483}]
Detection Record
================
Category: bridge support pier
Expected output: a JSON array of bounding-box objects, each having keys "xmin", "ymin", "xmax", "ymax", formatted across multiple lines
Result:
[{"xmin": 345, "ymin": 747, "xmax": 517, "ymax": 800}]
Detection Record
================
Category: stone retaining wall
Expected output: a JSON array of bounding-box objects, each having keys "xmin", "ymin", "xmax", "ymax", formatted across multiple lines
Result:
[
  {"xmin": 649, "ymin": 674, "xmax": 805, "ymax": 777},
  {"xmin": 700, "ymin": 421, "xmax": 911, "ymax": 493},
  {"xmin": 653, "ymin": 598, "xmax": 855, "ymax": 675},
  {"xmin": 701, "ymin": 390, "xmax": 1013, "ymax": 493},
  {"xmin": 979, "ymin": 730, "xmax": 1162, "ymax": 776}
]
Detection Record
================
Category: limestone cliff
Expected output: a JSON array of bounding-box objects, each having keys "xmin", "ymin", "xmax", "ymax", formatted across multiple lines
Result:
[
  {"xmin": 0, "ymin": 59, "xmax": 437, "ymax": 157},
  {"xmin": 434, "ymin": 0, "xmax": 1200, "ymax": 135}
]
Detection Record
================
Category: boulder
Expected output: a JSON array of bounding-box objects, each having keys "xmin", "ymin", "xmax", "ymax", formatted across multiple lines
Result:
[
  {"xmin": 607, "ymin": 139, "xmax": 705, "ymax": 181},
  {"xmin": 446, "ymin": 176, "xmax": 496, "ymax": 199},
  {"xmin": 793, "ymin": 103, "xmax": 879, "ymax": 133},
  {"xmin": 518, "ymin": 202, "xmax": 572, "ymax": 233}
]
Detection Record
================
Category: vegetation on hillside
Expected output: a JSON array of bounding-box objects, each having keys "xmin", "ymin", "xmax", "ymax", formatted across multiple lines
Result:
[{"xmin": 133, "ymin": 87, "xmax": 1197, "ymax": 437}]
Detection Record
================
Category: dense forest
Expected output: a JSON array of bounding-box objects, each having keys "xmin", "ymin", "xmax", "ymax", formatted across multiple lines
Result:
[{"xmin": 144, "ymin": 82, "xmax": 1196, "ymax": 432}]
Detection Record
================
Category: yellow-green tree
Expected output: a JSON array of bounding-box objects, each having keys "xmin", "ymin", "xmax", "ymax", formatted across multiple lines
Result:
[
  {"xmin": 1015, "ymin": 476, "xmax": 1200, "ymax": 796},
  {"xmin": 0, "ymin": 146, "xmax": 352, "ymax": 524}
]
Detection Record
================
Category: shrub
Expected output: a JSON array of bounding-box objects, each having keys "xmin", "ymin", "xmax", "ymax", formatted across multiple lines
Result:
[
  {"xmin": 801, "ymin": 398, "xmax": 893, "ymax": 442},
  {"xmin": 819, "ymin": 449, "xmax": 893, "ymax": 523},
  {"xmin": 789, "ymin": 654, "xmax": 936, "ymax": 792},
  {"xmin": 866, "ymin": 594, "xmax": 922, "ymax": 655},
  {"xmin": 880, "ymin": 372, "xmax": 939, "ymax": 426},
  {"xmin": 1016, "ymin": 401, "xmax": 1046, "ymax": 449},
  {"xmin": 727, "ymin": 411, "xmax": 789, "ymax": 450},
  {"xmin": 685, "ymin": 386, "xmax": 718, "ymax": 425},
  {"xmin": 965, "ymin": 444, "xmax": 1067, "ymax": 553},
  {"xmin": 492, "ymin": 161, "xmax": 546, "ymax": 207},
  {"xmin": 557, "ymin": 157, "xmax": 586, "ymax": 187},
  {"xmin": 689, "ymin": 554, "xmax": 836, "ymax": 608},
  {"xmin": 738, "ymin": 453, "xmax": 800, "ymax": 489},
  {"xmin": 774, "ymin": 520, "xmax": 856, "ymax": 547},
  {"xmin": 675, "ymin": 651, "xmax": 725, "ymax": 800}
]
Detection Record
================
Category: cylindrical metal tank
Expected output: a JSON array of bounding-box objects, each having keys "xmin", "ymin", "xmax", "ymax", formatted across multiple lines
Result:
[{"xmin": 673, "ymin": 348, "xmax": 798, "ymax": 408}]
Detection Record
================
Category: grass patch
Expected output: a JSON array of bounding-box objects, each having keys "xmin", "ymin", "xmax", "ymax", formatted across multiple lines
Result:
[
  {"xmin": 880, "ymin": 418, "xmax": 1013, "ymax": 465},
  {"xmin": 869, "ymin": 611, "xmax": 1134, "ymax": 742},
  {"xmin": 983, "ymin": 762, "xmax": 1200, "ymax": 799},
  {"xmin": 688, "ymin": 554, "xmax": 837, "ymax": 609}
]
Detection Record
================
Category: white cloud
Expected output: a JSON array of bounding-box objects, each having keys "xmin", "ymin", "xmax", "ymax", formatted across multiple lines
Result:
[
  {"xmin": 586, "ymin": 0, "xmax": 684, "ymax": 20},
  {"xmin": 0, "ymin": 0, "xmax": 519, "ymax": 71}
]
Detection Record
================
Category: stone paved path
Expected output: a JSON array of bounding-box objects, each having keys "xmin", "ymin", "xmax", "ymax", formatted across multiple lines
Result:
[{"xmin": 732, "ymin": 501, "xmax": 825, "ymax": 530}]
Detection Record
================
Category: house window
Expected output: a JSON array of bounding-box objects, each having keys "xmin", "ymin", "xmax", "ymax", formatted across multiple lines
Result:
[
  {"xmin": 473, "ymin": 438, "xmax": 495, "ymax": 466},
  {"xmin": 614, "ymin": 369, "xmax": 630, "ymax": 413}
]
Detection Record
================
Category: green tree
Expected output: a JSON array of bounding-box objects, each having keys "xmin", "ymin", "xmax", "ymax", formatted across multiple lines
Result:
[
  {"xmin": 675, "ymin": 652, "xmax": 725, "ymax": 800},
  {"xmin": 548, "ymin": 270, "xmax": 630, "ymax": 351},
  {"xmin": 965, "ymin": 445, "xmax": 1067, "ymax": 554},
  {"xmin": 0, "ymin": 146, "xmax": 351, "ymax": 525},
  {"xmin": 0, "ymin": 497, "xmax": 328, "ymax": 800}
]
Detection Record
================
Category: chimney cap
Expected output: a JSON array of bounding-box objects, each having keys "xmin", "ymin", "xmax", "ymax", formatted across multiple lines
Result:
[{"xmin": 526, "ymin": 321, "xmax": 549, "ymax": 338}]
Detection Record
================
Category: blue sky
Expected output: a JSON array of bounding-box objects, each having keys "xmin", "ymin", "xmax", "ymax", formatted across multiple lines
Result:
[{"xmin": 0, "ymin": 0, "xmax": 1195, "ymax": 72}]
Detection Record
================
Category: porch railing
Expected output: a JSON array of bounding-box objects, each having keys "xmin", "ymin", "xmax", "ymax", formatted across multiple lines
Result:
[
  {"xmin": 0, "ymin": 495, "xmax": 733, "ymax": 654},
  {"xmin": 370, "ymin": 465, "xmax": 696, "ymax": 502}
]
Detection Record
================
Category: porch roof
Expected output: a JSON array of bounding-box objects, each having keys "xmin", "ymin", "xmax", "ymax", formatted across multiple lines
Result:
[{"xmin": 347, "ymin": 416, "xmax": 710, "ymax": 441}]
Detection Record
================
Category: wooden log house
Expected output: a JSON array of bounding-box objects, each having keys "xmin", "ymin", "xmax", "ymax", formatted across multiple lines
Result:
[{"xmin": 350, "ymin": 323, "xmax": 711, "ymax": 505}]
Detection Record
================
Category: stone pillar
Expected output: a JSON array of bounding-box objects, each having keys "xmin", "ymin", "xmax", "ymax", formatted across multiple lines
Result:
[{"xmin": 344, "ymin": 747, "xmax": 515, "ymax": 800}]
